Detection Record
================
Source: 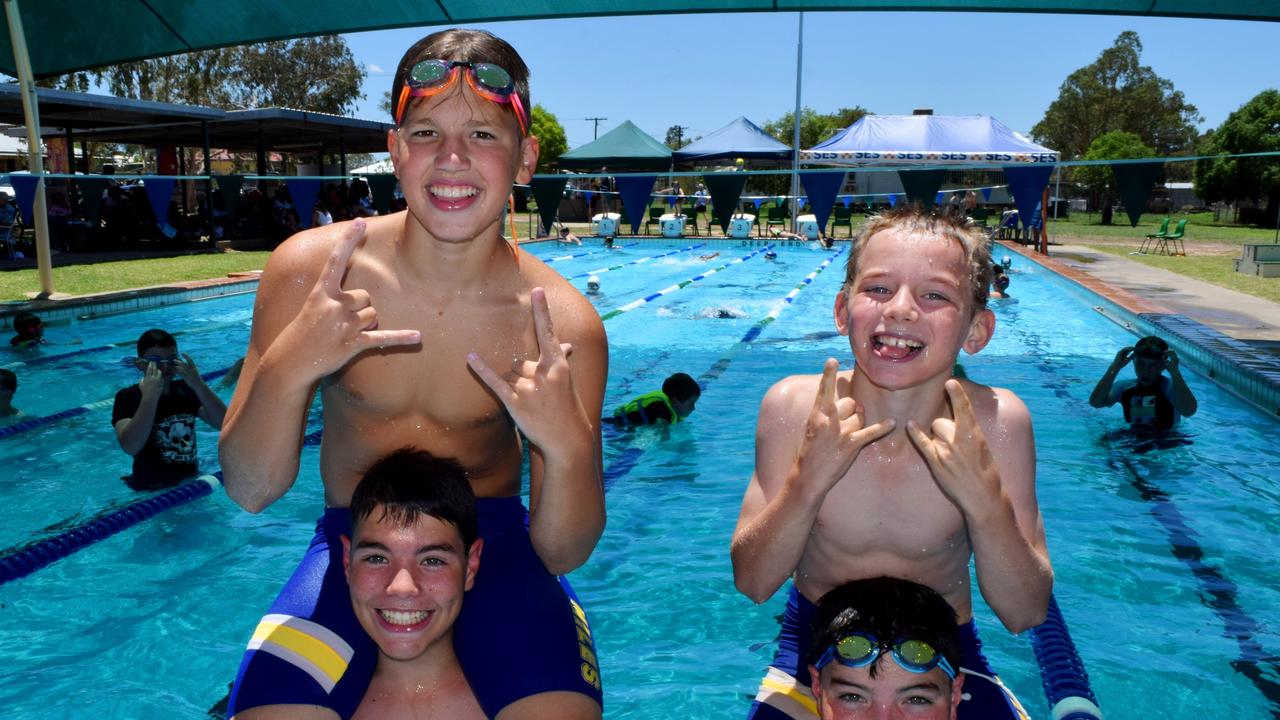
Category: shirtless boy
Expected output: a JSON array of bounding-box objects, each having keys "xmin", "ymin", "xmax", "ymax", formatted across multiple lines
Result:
[
  {"xmin": 731, "ymin": 206, "xmax": 1051, "ymax": 719},
  {"xmin": 221, "ymin": 29, "xmax": 606, "ymax": 720}
]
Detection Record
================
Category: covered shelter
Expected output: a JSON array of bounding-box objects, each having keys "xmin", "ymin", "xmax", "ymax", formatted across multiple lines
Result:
[
  {"xmin": 557, "ymin": 120, "xmax": 671, "ymax": 171},
  {"xmin": 672, "ymin": 116, "xmax": 791, "ymax": 166}
]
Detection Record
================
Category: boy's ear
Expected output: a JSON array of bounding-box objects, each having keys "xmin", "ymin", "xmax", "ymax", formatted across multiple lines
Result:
[
  {"xmin": 340, "ymin": 535, "xmax": 352, "ymax": 579},
  {"xmin": 949, "ymin": 672, "xmax": 965, "ymax": 718},
  {"xmin": 387, "ymin": 128, "xmax": 402, "ymax": 174},
  {"xmin": 464, "ymin": 538, "xmax": 484, "ymax": 592},
  {"xmin": 516, "ymin": 134, "xmax": 540, "ymax": 185},
  {"xmin": 832, "ymin": 290, "xmax": 851, "ymax": 336},
  {"xmin": 961, "ymin": 308, "xmax": 995, "ymax": 355},
  {"xmin": 807, "ymin": 665, "xmax": 825, "ymax": 713}
]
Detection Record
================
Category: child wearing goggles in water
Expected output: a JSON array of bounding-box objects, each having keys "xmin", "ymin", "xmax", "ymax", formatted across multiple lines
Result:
[
  {"xmin": 1088, "ymin": 334, "xmax": 1197, "ymax": 431},
  {"xmin": 224, "ymin": 28, "xmax": 606, "ymax": 720},
  {"xmin": 733, "ymin": 206, "xmax": 1050, "ymax": 720}
]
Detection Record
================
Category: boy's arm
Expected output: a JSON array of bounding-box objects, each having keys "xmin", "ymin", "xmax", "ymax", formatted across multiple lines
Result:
[
  {"xmin": 175, "ymin": 353, "xmax": 227, "ymax": 429},
  {"xmin": 730, "ymin": 361, "xmax": 895, "ymax": 604},
  {"xmin": 1164, "ymin": 351, "xmax": 1198, "ymax": 417},
  {"xmin": 908, "ymin": 381, "xmax": 1053, "ymax": 633},
  {"xmin": 218, "ymin": 221, "xmax": 420, "ymax": 513},
  {"xmin": 114, "ymin": 363, "xmax": 164, "ymax": 456},
  {"xmin": 468, "ymin": 287, "xmax": 607, "ymax": 576},
  {"xmin": 1088, "ymin": 347, "xmax": 1133, "ymax": 408}
]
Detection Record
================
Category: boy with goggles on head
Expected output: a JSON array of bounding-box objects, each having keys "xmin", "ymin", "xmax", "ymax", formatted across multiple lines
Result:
[
  {"xmin": 733, "ymin": 206, "xmax": 1049, "ymax": 720},
  {"xmin": 806, "ymin": 577, "xmax": 970, "ymax": 720},
  {"xmin": 223, "ymin": 28, "xmax": 606, "ymax": 720},
  {"xmin": 1089, "ymin": 334, "xmax": 1197, "ymax": 431}
]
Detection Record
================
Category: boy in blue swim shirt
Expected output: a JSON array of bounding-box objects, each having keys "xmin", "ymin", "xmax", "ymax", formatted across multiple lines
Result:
[
  {"xmin": 221, "ymin": 28, "xmax": 606, "ymax": 720},
  {"xmin": 731, "ymin": 207, "xmax": 1051, "ymax": 720},
  {"xmin": 1088, "ymin": 335, "xmax": 1196, "ymax": 431}
]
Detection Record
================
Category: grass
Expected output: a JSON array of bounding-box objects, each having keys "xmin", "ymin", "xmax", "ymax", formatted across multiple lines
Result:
[
  {"xmin": 0, "ymin": 250, "xmax": 272, "ymax": 301},
  {"xmin": 1085, "ymin": 243, "xmax": 1280, "ymax": 304},
  {"xmin": 1047, "ymin": 210, "xmax": 1280, "ymax": 245}
]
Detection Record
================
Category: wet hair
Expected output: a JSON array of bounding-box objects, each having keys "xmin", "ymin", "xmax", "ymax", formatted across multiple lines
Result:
[
  {"xmin": 391, "ymin": 28, "xmax": 531, "ymax": 126},
  {"xmin": 350, "ymin": 447, "xmax": 478, "ymax": 550},
  {"xmin": 807, "ymin": 577, "xmax": 961, "ymax": 680},
  {"xmin": 0, "ymin": 368, "xmax": 16, "ymax": 391},
  {"xmin": 842, "ymin": 205, "xmax": 992, "ymax": 313},
  {"xmin": 136, "ymin": 328, "xmax": 177, "ymax": 356},
  {"xmin": 1134, "ymin": 335, "xmax": 1168, "ymax": 359},
  {"xmin": 13, "ymin": 312, "xmax": 41, "ymax": 335},
  {"xmin": 663, "ymin": 372, "xmax": 701, "ymax": 402}
]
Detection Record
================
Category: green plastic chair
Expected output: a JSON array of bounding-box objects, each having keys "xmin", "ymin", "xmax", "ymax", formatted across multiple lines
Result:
[
  {"xmin": 644, "ymin": 206, "xmax": 664, "ymax": 235},
  {"xmin": 764, "ymin": 205, "xmax": 788, "ymax": 237},
  {"xmin": 830, "ymin": 205, "xmax": 854, "ymax": 237},
  {"xmin": 683, "ymin": 208, "xmax": 701, "ymax": 236},
  {"xmin": 1139, "ymin": 217, "xmax": 1170, "ymax": 254},
  {"xmin": 1156, "ymin": 218, "xmax": 1187, "ymax": 256}
]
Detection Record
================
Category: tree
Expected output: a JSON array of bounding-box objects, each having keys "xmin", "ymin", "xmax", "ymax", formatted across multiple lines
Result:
[
  {"xmin": 1032, "ymin": 31, "xmax": 1200, "ymax": 161},
  {"xmin": 1080, "ymin": 130, "xmax": 1155, "ymax": 223},
  {"xmin": 530, "ymin": 105, "xmax": 567, "ymax": 171},
  {"xmin": 665, "ymin": 125, "xmax": 690, "ymax": 150},
  {"xmin": 1194, "ymin": 89, "xmax": 1280, "ymax": 226},
  {"xmin": 762, "ymin": 106, "xmax": 868, "ymax": 151}
]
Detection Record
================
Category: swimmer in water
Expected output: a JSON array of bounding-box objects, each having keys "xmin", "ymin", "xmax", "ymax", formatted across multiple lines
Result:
[
  {"xmin": 764, "ymin": 251, "xmax": 778, "ymax": 261},
  {"xmin": 700, "ymin": 252, "xmax": 721, "ymax": 261},
  {"xmin": 607, "ymin": 372, "xmax": 700, "ymax": 427},
  {"xmin": 586, "ymin": 276, "xmax": 601, "ymax": 295}
]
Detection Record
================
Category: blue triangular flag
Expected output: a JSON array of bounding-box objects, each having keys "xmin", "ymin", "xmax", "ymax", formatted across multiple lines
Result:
[
  {"xmin": 284, "ymin": 178, "xmax": 322, "ymax": 230},
  {"xmin": 143, "ymin": 177, "xmax": 177, "ymax": 228},
  {"xmin": 9, "ymin": 174, "xmax": 40, "ymax": 225}
]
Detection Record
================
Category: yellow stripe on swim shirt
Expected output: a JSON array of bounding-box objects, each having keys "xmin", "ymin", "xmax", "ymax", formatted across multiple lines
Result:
[
  {"xmin": 754, "ymin": 666, "xmax": 819, "ymax": 718},
  {"xmin": 247, "ymin": 614, "xmax": 355, "ymax": 693}
]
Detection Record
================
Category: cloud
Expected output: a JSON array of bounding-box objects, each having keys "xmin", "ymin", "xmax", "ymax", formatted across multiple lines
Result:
[{"xmin": 368, "ymin": 63, "xmax": 384, "ymax": 74}]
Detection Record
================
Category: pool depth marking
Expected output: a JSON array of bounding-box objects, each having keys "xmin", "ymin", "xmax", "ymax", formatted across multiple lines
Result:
[
  {"xmin": 565, "ymin": 243, "xmax": 707, "ymax": 280},
  {"xmin": 598, "ymin": 245, "xmax": 774, "ymax": 322}
]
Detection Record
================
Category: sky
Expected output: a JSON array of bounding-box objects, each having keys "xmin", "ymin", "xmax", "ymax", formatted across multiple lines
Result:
[{"xmin": 340, "ymin": 11, "xmax": 1278, "ymax": 155}]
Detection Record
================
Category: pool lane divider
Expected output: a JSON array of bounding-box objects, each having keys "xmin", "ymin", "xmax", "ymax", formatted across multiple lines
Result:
[
  {"xmin": 541, "ymin": 241, "xmax": 638, "ymax": 262},
  {"xmin": 566, "ymin": 243, "xmax": 706, "ymax": 280},
  {"xmin": 0, "ymin": 473, "xmax": 222, "ymax": 586},
  {"xmin": 599, "ymin": 245, "xmax": 773, "ymax": 322},
  {"xmin": 0, "ymin": 363, "xmax": 237, "ymax": 440}
]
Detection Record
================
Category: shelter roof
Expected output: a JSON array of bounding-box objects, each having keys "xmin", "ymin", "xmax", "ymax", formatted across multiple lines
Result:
[
  {"xmin": 803, "ymin": 114, "xmax": 1057, "ymax": 166},
  {"xmin": 0, "ymin": 83, "xmax": 223, "ymax": 130},
  {"xmin": 558, "ymin": 120, "xmax": 671, "ymax": 170},
  {"xmin": 2, "ymin": 2, "xmax": 1278, "ymax": 78},
  {"xmin": 673, "ymin": 116, "xmax": 791, "ymax": 164}
]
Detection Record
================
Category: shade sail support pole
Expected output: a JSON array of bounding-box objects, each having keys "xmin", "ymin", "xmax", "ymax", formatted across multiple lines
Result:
[
  {"xmin": 789, "ymin": 12, "xmax": 804, "ymax": 231},
  {"xmin": 4, "ymin": 0, "xmax": 55, "ymax": 297}
]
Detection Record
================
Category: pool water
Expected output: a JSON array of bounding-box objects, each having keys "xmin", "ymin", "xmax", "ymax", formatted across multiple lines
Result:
[{"xmin": 1, "ymin": 238, "xmax": 1278, "ymax": 719}]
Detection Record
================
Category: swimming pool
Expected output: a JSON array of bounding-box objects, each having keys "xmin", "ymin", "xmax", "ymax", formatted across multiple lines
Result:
[{"xmin": 1, "ymin": 237, "xmax": 1277, "ymax": 719}]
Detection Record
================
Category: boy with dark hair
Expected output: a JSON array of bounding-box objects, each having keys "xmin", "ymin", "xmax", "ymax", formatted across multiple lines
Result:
[
  {"xmin": 0, "ymin": 368, "xmax": 21, "ymax": 424},
  {"xmin": 9, "ymin": 312, "xmax": 45, "ymax": 348},
  {"xmin": 608, "ymin": 372, "xmax": 700, "ymax": 426},
  {"xmin": 341, "ymin": 448, "xmax": 484, "ymax": 720},
  {"xmin": 806, "ymin": 577, "xmax": 971, "ymax": 720},
  {"xmin": 1088, "ymin": 335, "xmax": 1196, "ymax": 431},
  {"xmin": 223, "ymin": 27, "xmax": 606, "ymax": 720},
  {"xmin": 733, "ymin": 206, "xmax": 1050, "ymax": 720},
  {"xmin": 112, "ymin": 328, "xmax": 226, "ymax": 490}
]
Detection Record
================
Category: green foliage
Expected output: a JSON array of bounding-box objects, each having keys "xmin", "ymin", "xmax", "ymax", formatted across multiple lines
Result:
[
  {"xmin": 1079, "ymin": 130, "xmax": 1156, "ymax": 193},
  {"xmin": 531, "ymin": 105, "xmax": 568, "ymax": 171},
  {"xmin": 1032, "ymin": 31, "xmax": 1200, "ymax": 160},
  {"xmin": 762, "ymin": 106, "xmax": 867, "ymax": 150},
  {"xmin": 664, "ymin": 125, "xmax": 691, "ymax": 150},
  {"xmin": 1193, "ymin": 89, "xmax": 1280, "ymax": 214}
]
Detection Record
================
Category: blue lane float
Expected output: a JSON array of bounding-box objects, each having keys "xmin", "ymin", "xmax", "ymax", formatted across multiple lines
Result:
[
  {"xmin": 565, "ymin": 243, "xmax": 707, "ymax": 280},
  {"xmin": 541, "ymin": 241, "xmax": 638, "ymax": 262},
  {"xmin": 0, "ymin": 474, "xmax": 222, "ymax": 586},
  {"xmin": 599, "ymin": 244, "xmax": 773, "ymax": 321},
  {"xmin": 1028, "ymin": 595, "xmax": 1103, "ymax": 720}
]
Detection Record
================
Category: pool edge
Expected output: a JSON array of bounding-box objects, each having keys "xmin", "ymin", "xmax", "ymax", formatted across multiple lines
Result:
[{"xmin": 0, "ymin": 273, "xmax": 261, "ymax": 328}]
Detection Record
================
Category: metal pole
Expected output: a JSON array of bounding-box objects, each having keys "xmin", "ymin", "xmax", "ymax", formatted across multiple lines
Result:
[
  {"xmin": 4, "ymin": 0, "xmax": 55, "ymax": 297},
  {"xmin": 789, "ymin": 12, "xmax": 804, "ymax": 231},
  {"xmin": 1053, "ymin": 163, "xmax": 1062, "ymax": 223}
]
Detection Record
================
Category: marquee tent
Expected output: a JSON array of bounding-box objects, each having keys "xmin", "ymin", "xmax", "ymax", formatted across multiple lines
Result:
[
  {"xmin": 672, "ymin": 116, "xmax": 792, "ymax": 164},
  {"xmin": 802, "ymin": 114, "xmax": 1057, "ymax": 166},
  {"xmin": 557, "ymin": 120, "xmax": 672, "ymax": 170}
]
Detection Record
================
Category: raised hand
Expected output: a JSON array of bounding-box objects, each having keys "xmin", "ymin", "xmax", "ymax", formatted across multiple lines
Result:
[
  {"xmin": 466, "ymin": 287, "xmax": 590, "ymax": 452},
  {"xmin": 794, "ymin": 358, "xmax": 895, "ymax": 493},
  {"xmin": 1112, "ymin": 346, "xmax": 1135, "ymax": 369},
  {"xmin": 272, "ymin": 220, "xmax": 421, "ymax": 378},
  {"xmin": 139, "ymin": 360, "xmax": 165, "ymax": 399},
  {"xmin": 173, "ymin": 352, "xmax": 201, "ymax": 383},
  {"xmin": 907, "ymin": 379, "xmax": 1000, "ymax": 514}
]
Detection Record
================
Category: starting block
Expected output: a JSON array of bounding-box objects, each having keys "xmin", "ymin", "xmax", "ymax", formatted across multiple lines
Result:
[
  {"xmin": 728, "ymin": 213, "xmax": 755, "ymax": 239},
  {"xmin": 591, "ymin": 212, "xmax": 620, "ymax": 237},
  {"xmin": 659, "ymin": 213, "xmax": 686, "ymax": 238},
  {"xmin": 797, "ymin": 214, "xmax": 820, "ymax": 240}
]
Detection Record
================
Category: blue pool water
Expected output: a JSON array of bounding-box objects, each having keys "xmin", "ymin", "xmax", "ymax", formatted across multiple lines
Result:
[{"xmin": 1, "ymin": 238, "xmax": 1278, "ymax": 718}]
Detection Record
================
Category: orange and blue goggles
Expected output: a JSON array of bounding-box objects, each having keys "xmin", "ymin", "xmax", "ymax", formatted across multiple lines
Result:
[
  {"xmin": 394, "ymin": 59, "xmax": 529, "ymax": 136},
  {"xmin": 815, "ymin": 632, "xmax": 957, "ymax": 680}
]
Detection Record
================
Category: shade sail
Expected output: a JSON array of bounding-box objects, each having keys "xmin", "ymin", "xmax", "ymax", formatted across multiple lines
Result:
[
  {"xmin": 803, "ymin": 115, "xmax": 1057, "ymax": 166},
  {"xmin": 3, "ymin": 1, "xmax": 1278, "ymax": 79},
  {"xmin": 558, "ymin": 120, "xmax": 671, "ymax": 170},
  {"xmin": 672, "ymin": 116, "xmax": 791, "ymax": 163}
]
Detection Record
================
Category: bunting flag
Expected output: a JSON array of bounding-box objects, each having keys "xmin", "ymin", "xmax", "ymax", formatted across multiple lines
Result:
[
  {"xmin": 615, "ymin": 175, "xmax": 656, "ymax": 234},
  {"xmin": 75, "ymin": 178, "xmax": 108, "ymax": 223},
  {"xmin": 215, "ymin": 175, "xmax": 244, "ymax": 221},
  {"xmin": 1111, "ymin": 161, "xmax": 1164, "ymax": 228},
  {"xmin": 753, "ymin": 197, "xmax": 763, "ymax": 209},
  {"xmin": 704, "ymin": 173, "xmax": 748, "ymax": 232},
  {"xmin": 1003, "ymin": 166, "xmax": 1055, "ymax": 230},
  {"xmin": 9, "ymin": 174, "xmax": 39, "ymax": 225},
  {"xmin": 530, "ymin": 177, "xmax": 568, "ymax": 235},
  {"xmin": 582, "ymin": 190, "xmax": 593, "ymax": 208},
  {"xmin": 842, "ymin": 196, "xmax": 852, "ymax": 209},
  {"xmin": 888, "ymin": 194, "xmax": 898, "ymax": 207},
  {"xmin": 897, "ymin": 169, "xmax": 945, "ymax": 208},
  {"xmin": 363, "ymin": 174, "xmax": 399, "ymax": 216},
  {"xmin": 284, "ymin": 178, "xmax": 322, "ymax": 230},
  {"xmin": 142, "ymin": 177, "xmax": 177, "ymax": 228},
  {"xmin": 799, "ymin": 171, "xmax": 846, "ymax": 232},
  {"xmin": 980, "ymin": 187, "xmax": 992, "ymax": 202},
  {"xmin": 935, "ymin": 191, "xmax": 945, "ymax": 205}
]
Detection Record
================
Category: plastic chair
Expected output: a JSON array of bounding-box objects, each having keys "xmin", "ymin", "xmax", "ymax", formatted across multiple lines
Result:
[
  {"xmin": 683, "ymin": 208, "xmax": 701, "ymax": 236},
  {"xmin": 1155, "ymin": 218, "xmax": 1187, "ymax": 256},
  {"xmin": 764, "ymin": 205, "xmax": 788, "ymax": 237},
  {"xmin": 643, "ymin": 206, "xmax": 664, "ymax": 235},
  {"xmin": 1139, "ymin": 217, "xmax": 1170, "ymax": 254},
  {"xmin": 830, "ymin": 205, "xmax": 854, "ymax": 237},
  {"xmin": 968, "ymin": 207, "xmax": 991, "ymax": 229}
]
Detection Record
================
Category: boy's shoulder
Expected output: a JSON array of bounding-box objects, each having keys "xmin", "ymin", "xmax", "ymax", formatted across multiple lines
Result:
[{"xmin": 956, "ymin": 378, "xmax": 1032, "ymax": 431}]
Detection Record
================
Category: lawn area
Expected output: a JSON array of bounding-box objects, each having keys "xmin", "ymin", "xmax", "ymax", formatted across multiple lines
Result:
[
  {"xmin": 1085, "ymin": 243, "xmax": 1280, "ymax": 304},
  {"xmin": 1047, "ymin": 210, "xmax": 1279, "ymax": 245},
  {"xmin": 0, "ymin": 251, "xmax": 272, "ymax": 301}
]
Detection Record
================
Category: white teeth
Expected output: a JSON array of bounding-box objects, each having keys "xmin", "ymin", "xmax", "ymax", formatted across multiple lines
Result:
[
  {"xmin": 877, "ymin": 335, "xmax": 923, "ymax": 349},
  {"xmin": 379, "ymin": 609, "xmax": 429, "ymax": 626},
  {"xmin": 430, "ymin": 185, "xmax": 477, "ymax": 199}
]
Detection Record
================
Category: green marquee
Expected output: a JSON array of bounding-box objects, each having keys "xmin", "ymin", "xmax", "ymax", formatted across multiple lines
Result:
[{"xmin": 2, "ymin": 0, "xmax": 1278, "ymax": 78}]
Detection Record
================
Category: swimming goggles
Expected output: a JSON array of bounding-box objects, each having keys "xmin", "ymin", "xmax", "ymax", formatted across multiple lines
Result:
[
  {"xmin": 394, "ymin": 59, "xmax": 529, "ymax": 136},
  {"xmin": 814, "ymin": 632, "xmax": 957, "ymax": 680},
  {"xmin": 141, "ymin": 354, "xmax": 181, "ymax": 366}
]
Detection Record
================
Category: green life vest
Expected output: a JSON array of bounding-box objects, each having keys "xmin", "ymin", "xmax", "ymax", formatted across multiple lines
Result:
[{"xmin": 613, "ymin": 390, "xmax": 680, "ymax": 425}]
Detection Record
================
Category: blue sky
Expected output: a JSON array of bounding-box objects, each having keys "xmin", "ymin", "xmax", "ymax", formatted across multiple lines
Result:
[{"xmin": 341, "ymin": 12, "xmax": 1278, "ymax": 153}]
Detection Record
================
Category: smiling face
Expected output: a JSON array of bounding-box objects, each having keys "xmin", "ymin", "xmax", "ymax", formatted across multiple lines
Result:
[
  {"xmin": 343, "ymin": 506, "xmax": 481, "ymax": 663},
  {"xmin": 388, "ymin": 80, "xmax": 538, "ymax": 245},
  {"xmin": 834, "ymin": 228, "xmax": 994, "ymax": 390},
  {"xmin": 810, "ymin": 659, "xmax": 962, "ymax": 720}
]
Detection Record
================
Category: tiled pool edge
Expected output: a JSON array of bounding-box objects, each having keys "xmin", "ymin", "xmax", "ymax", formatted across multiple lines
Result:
[
  {"xmin": 0, "ymin": 273, "xmax": 261, "ymax": 329},
  {"xmin": 1001, "ymin": 242, "xmax": 1280, "ymax": 417}
]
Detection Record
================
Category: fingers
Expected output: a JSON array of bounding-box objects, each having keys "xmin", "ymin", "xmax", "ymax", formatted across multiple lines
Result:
[
  {"xmin": 943, "ymin": 379, "xmax": 977, "ymax": 428},
  {"xmin": 812, "ymin": 358, "xmax": 839, "ymax": 410},
  {"xmin": 905, "ymin": 418, "xmax": 938, "ymax": 461},
  {"xmin": 466, "ymin": 351, "xmax": 516, "ymax": 404},
  {"xmin": 318, "ymin": 219, "xmax": 366, "ymax": 297},
  {"xmin": 529, "ymin": 287, "xmax": 564, "ymax": 364},
  {"xmin": 343, "ymin": 289, "xmax": 372, "ymax": 312},
  {"xmin": 359, "ymin": 329, "xmax": 421, "ymax": 349},
  {"xmin": 850, "ymin": 418, "xmax": 895, "ymax": 447}
]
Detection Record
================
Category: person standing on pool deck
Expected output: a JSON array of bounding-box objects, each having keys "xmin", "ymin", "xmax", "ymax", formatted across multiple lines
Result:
[
  {"xmin": 220, "ymin": 28, "xmax": 607, "ymax": 720},
  {"xmin": 1088, "ymin": 335, "xmax": 1196, "ymax": 431},
  {"xmin": 731, "ymin": 206, "xmax": 1051, "ymax": 720}
]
